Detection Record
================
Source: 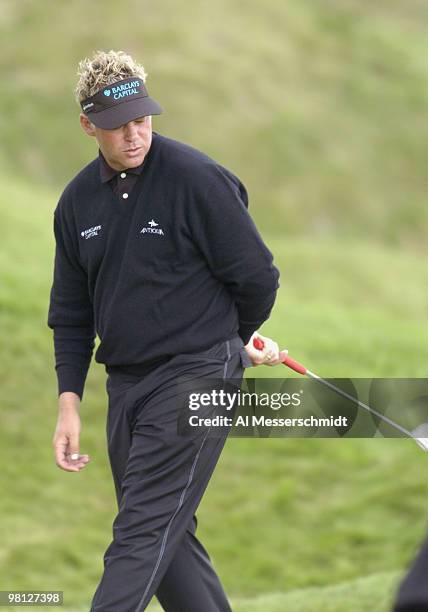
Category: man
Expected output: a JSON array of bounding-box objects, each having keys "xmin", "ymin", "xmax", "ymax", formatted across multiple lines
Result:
[{"xmin": 48, "ymin": 49, "xmax": 284, "ymax": 611}]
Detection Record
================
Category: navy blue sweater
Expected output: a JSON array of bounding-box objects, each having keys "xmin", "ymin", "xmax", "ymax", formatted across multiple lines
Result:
[{"xmin": 47, "ymin": 132, "xmax": 280, "ymax": 399}]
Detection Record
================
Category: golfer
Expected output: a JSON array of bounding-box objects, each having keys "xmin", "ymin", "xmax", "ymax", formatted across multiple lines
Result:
[{"xmin": 48, "ymin": 50, "xmax": 284, "ymax": 612}]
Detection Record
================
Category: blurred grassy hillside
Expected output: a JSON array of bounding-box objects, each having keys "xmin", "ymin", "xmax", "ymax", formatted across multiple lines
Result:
[{"xmin": 1, "ymin": 0, "xmax": 428, "ymax": 245}]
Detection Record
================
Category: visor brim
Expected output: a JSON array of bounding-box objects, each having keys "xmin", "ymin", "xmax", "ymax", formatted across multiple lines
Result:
[{"xmin": 86, "ymin": 96, "xmax": 163, "ymax": 129}]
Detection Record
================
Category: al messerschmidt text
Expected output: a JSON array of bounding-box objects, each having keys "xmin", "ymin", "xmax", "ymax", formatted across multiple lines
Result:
[{"xmin": 188, "ymin": 415, "xmax": 349, "ymax": 428}]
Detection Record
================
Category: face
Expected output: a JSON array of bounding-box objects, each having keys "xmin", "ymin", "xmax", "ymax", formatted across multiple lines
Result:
[{"xmin": 80, "ymin": 113, "xmax": 153, "ymax": 171}]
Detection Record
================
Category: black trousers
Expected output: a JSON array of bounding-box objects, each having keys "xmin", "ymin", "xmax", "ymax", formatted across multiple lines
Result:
[
  {"xmin": 394, "ymin": 536, "xmax": 428, "ymax": 611},
  {"xmin": 90, "ymin": 336, "xmax": 250, "ymax": 612}
]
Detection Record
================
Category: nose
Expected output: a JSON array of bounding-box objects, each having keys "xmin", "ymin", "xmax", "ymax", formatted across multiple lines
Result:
[{"xmin": 123, "ymin": 121, "xmax": 140, "ymax": 140}]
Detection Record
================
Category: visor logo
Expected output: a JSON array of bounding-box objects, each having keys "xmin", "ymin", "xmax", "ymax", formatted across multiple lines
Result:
[
  {"xmin": 111, "ymin": 80, "xmax": 141, "ymax": 100},
  {"xmin": 103, "ymin": 89, "xmax": 111, "ymax": 97}
]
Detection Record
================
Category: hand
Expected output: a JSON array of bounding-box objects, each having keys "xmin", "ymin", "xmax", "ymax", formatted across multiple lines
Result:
[
  {"xmin": 52, "ymin": 392, "xmax": 90, "ymax": 472},
  {"xmin": 244, "ymin": 332, "xmax": 288, "ymax": 367}
]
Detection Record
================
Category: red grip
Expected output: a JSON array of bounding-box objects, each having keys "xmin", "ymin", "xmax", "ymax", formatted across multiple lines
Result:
[
  {"xmin": 252, "ymin": 337, "xmax": 307, "ymax": 375},
  {"xmin": 253, "ymin": 337, "xmax": 265, "ymax": 350},
  {"xmin": 281, "ymin": 355, "xmax": 307, "ymax": 375}
]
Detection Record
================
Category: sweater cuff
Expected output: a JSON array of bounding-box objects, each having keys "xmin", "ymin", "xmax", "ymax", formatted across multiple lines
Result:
[
  {"xmin": 238, "ymin": 287, "xmax": 279, "ymax": 344},
  {"xmin": 238, "ymin": 324, "xmax": 258, "ymax": 345},
  {"xmin": 56, "ymin": 365, "xmax": 89, "ymax": 400}
]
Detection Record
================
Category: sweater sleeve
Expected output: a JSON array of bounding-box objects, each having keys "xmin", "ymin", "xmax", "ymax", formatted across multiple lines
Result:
[
  {"xmin": 191, "ymin": 167, "xmax": 280, "ymax": 343},
  {"xmin": 47, "ymin": 208, "xmax": 95, "ymax": 400}
]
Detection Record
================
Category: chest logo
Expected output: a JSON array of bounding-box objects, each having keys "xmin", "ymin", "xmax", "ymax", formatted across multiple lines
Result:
[
  {"xmin": 80, "ymin": 225, "xmax": 102, "ymax": 239},
  {"xmin": 140, "ymin": 219, "xmax": 164, "ymax": 236}
]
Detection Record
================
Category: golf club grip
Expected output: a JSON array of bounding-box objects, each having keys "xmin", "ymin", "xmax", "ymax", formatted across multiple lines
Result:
[
  {"xmin": 282, "ymin": 355, "xmax": 307, "ymax": 375},
  {"xmin": 252, "ymin": 337, "xmax": 307, "ymax": 375}
]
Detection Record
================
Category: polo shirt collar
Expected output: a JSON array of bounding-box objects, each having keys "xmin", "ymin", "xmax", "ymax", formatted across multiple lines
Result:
[{"xmin": 98, "ymin": 150, "xmax": 145, "ymax": 183}]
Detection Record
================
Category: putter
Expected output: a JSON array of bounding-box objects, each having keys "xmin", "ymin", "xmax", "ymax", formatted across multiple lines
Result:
[{"xmin": 253, "ymin": 338, "xmax": 428, "ymax": 452}]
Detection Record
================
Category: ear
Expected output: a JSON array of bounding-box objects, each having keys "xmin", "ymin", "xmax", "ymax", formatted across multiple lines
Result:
[{"xmin": 80, "ymin": 113, "xmax": 96, "ymax": 137}]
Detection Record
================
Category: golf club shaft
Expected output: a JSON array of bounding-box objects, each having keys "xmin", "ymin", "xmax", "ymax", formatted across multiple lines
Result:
[{"xmin": 252, "ymin": 337, "xmax": 415, "ymax": 440}]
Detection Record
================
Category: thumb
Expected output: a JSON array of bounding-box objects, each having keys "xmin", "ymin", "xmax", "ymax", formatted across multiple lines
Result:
[
  {"xmin": 68, "ymin": 433, "xmax": 80, "ymax": 461},
  {"xmin": 279, "ymin": 349, "xmax": 288, "ymax": 362}
]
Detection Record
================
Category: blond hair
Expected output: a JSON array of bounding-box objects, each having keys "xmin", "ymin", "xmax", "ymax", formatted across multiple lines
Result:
[{"xmin": 74, "ymin": 50, "xmax": 148, "ymax": 104}]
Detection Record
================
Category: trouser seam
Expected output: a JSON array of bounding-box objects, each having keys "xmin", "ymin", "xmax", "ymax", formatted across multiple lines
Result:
[
  {"xmin": 222, "ymin": 340, "xmax": 231, "ymax": 380},
  {"xmin": 135, "ymin": 343, "xmax": 232, "ymax": 611}
]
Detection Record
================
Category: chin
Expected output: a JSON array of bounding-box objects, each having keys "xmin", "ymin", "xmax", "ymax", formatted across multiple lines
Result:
[
  {"xmin": 121, "ymin": 151, "xmax": 146, "ymax": 168},
  {"xmin": 127, "ymin": 158, "xmax": 144, "ymax": 168}
]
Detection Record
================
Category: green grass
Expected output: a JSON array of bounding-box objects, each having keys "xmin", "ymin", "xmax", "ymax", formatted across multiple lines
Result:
[
  {"xmin": 14, "ymin": 572, "xmax": 402, "ymax": 611},
  {"xmin": 1, "ymin": 175, "xmax": 427, "ymax": 610},
  {"xmin": 171, "ymin": 571, "xmax": 400, "ymax": 612}
]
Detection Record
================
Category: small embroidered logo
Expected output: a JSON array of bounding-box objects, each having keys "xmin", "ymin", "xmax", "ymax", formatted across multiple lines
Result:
[
  {"xmin": 140, "ymin": 219, "xmax": 164, "ymax": 236},
  {"xmin": 80, "ymin": 225, "xmax": 102, "ymax": 240}
]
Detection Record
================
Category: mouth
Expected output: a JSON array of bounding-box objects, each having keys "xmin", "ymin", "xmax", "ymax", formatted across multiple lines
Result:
[{"xmin": 124, "ymin": 146, "xmax": 142, "ymax": 153}]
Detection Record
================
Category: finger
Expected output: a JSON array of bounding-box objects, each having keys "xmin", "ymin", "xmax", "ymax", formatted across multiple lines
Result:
[
  {"xmin": 68, "ymin": 432, "xmax": 80, "ymax": 458},
  {"xmin": 261, "ymin": 344, "xmax": 273, "ymax": 357},
  {"xmin": 67, "ymin": 453, "xmax": 90, "ymax": 470},
  {"xmin": 267, "ymin": 342, "xmax": 279, "ymax": 360},
  {"xmin": 67, "ymin": 453, "xmax": 90, "ymax": 462},
  {"xmin": 265, "ymin": 349, "xmax": 289, "ymax": 367},
  {"xmin": 263, "ymin": 342, "xmax": 278, "ymax": 362},
  {"xmin": 53, "ymin": 437, "xmax": 69, "ymax": 465},
  {"xmin": 54, "ymin": 442, "xmax": 80, "ymax": 472},
  {"xmin": 258, "ymin": 345, "xmax": 276, "ymax": 364},
  {"xmin": 266, "ymin": 356, "xmax": 283, "ymax": 366},
  {"xmin": 74, "ymin": 454, "xmax": 90, "ymax": 465},
  {"xmin": 53, "ymin": 433, "xmax": 85, "ymax": 472},
  {"xmin": 246, "ymin": 344, "xmax": 267, "ymax": 365},
  {"xmin": 66, "ymin": 435, "xmax": 83, "ymax": 468}
]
